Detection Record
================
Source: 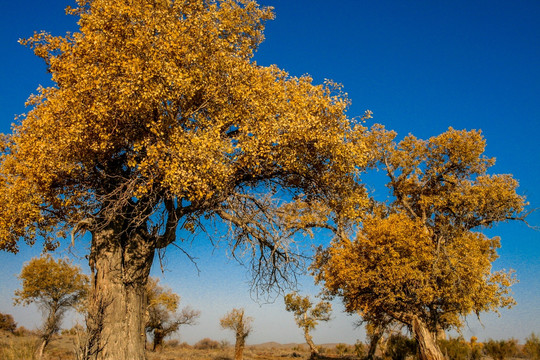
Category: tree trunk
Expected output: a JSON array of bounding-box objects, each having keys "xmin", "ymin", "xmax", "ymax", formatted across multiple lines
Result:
[
  {"xmin": 86, "ymin": 224, "xmax": 155, "ymax": 360},
  {"xmin": 304, "ymin": 328, "xmax": 319, "ymax": 359},
  {"xmin": 34, "ymin": 337, "xmax": 49, "ymax": 360},
  {"xmin": 367, "ymin": 328, "xmax": 383, "ymax": 360},
  {"xmin": 235, "ymin": 334, "xmax": 246, "ymax": 360},
  {"xmin": 411, "ymin": 316, "xmax": 445, "ymax": 360},
  {"xmin": 153, "ymin": 329, "xmax": 165, "ymax": 352},
  {"xmin": 35, "ymin": 309, "xmax": 59, "ymax": 360}
]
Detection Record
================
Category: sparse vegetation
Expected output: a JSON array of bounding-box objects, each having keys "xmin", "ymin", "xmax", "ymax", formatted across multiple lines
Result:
[
  {"xmin": 438, "ymin": 337, "xmax": 471, "ymax": 360},
  {"xmin": 483, "ymin": 338, "xmax": 518, "ymax": 360},
  {"xmin": 525, "ymin": 333, "xmax": 540, "ymax": 360}
]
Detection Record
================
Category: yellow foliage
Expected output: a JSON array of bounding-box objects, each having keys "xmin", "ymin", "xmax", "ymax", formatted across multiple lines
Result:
[
  {"xmin": 0, "ymin": 0, "xmax": 370, "ymax": 253},
  {"xmin": 313, "ymin": 127, "xmax": 525, "ymax": 332}
]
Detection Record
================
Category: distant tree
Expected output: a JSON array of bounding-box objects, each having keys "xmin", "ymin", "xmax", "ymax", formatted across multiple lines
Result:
[
  {"xmin": 220, "ymin": 308, "xmax": 253, "ymax": 360},
  {"xmin": 524, "ymin": 333, "xmax": 540, "ymax": 360},
  {"xmin": 0, "ymin": 312, "xmax": 17, "ymax": 333},
  {"xmin": 483, "ymin": 339, "xmax": 518, "ymax": 360},
  {"xmin": 313, "ymin": 127, "xmax": 528, "ymax": 360},
  {"xmin": 145, "ymin": 277, "xmax": 200, "ymax": 351},
  {"xmin": 284, "ymin": 292, "xmax": 332, "ymax": 359},
  {"xmin": 14, "ymin": 255, "xmax": 89, "ymax": 360}
]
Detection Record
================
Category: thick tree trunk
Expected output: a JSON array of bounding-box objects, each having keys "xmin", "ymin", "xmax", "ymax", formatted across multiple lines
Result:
[
  {"xmin": 86, "ymin": 224, "xmax": 155, "ymax": 360},
  {"xmin": 411, "ymin": 316, "xmax": 445, "ymax": 360},
  {"xmin": 304, "ymin": 328, "xmax": 319, "ymax": 359},
  {"xmin": 235, "ymin": 334, "xmax": 246, "ymax": 360}
]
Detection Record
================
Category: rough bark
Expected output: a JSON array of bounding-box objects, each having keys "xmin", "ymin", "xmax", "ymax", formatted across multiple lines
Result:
[
  {"xmin": 86, "ymin": 224, "xmax": 155, "ymax": 360},
  {"xmin": 235, "ymin": 333, "xmax": 247, "ymax": 360},
  {"xmin": 304, "ymin": 327, "xmax": 319, "ymax": 359},
  {"xmin": 411, "ymin": 316, "xmax": 445, "ymax": 360}
]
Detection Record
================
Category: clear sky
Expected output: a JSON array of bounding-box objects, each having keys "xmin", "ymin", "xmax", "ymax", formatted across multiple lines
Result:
[{"xmin": 0, "ymin": 0, "xmax": 539, "ymax": 346}]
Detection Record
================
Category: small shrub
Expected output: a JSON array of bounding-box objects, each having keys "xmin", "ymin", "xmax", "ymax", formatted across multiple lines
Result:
[
  {"xmin": 385, "ymin": 333, "xmax": 417, "ymax": 360},
  {"xmin": 0, "ymin": 313, "xmax": 17, "ymax": 333},
  {"xmin": 354, "ymin": 340, "xmax": 366, "ymax": 358},
  {"xmin": 165, "ymin": 339, "xmax": 179, "ymax": 347},
  {"xmin": 13, "ymin": 326, "xmax": 34, "ymax": 337},
  {"xmin": 524, "ymin": 333, "xmax": 540, "ymax": 360},
  {"xmin": 335, "ymin": 343, "xmax": 349, "ymax": 356},
  {"xmin": 194, "ymin": 337, "xmax": 220, "ymax": 350},
  {"xmin": 484, "ymin": 339, "xmax": 518, "ymax": 360},
  {"xmin": 438, "ymin": 337, "xmax": 470, "ymax": 360}
]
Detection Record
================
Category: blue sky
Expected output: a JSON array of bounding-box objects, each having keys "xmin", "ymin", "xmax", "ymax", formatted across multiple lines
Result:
[{"xmin": 0, "ymin": 0, "xmax": 539, "ymax": 346}]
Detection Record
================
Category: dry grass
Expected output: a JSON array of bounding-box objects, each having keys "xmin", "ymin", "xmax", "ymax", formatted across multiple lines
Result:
[{"xmin": 0, "ymin": 331, "xmax": 363, "ymax": 360}]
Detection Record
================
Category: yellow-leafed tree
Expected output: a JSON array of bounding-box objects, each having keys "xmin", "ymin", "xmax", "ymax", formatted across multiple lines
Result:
[
  {"xmin": 284, "ymin": 292, "xmax": 332, "ymax": 359},
  {"xmin": 0, "ymin": 1, "xmax": 370, "ymax": 359},
  {"xmin": 313, "ymin": 127, "xmax": 528, "ymax": 360},
  {"xmin": 14, "ymin": 255, "xmax": 89, "ymax": 360},
  {"xmin": 145, "ymin": 277, "xmax": 200, "ymax": 352},
  {"xmin": 220, "ymin": 308, "xmax": 253, "ymax": 360}
]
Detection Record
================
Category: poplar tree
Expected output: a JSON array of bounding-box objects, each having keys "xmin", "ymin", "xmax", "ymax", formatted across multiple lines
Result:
[
  {"xmin": 0, "ymin": 1, "xmax": 369, "ymax": 359},
  {"xmin": 313, "ymin": 127, "xmax": 528, "ymax": 360}
]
